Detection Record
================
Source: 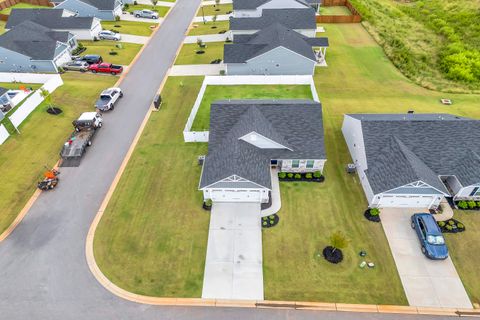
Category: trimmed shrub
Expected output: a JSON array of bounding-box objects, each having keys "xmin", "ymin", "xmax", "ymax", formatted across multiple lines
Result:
[
  {"xmin": 446, "ymin": 225, "xmax": 453, "ymax": 231},
  {"xmin": 458, "ymin": 201, "xmax": 468, "ymax": 209},
  {"xmin": 114, "ymin": 15, "xmax": 120, "ymax": 21},
  {"xmin": 477, "ymin": 201, "xmax": 480, "ymax": 208},
  {"xmin": 448, "ymin": 220, "xmax": 455, "ymax": 226},
  {"xmin": 287, "ymin": 173, "xmax": 294, "ymax": 178},
  {"xmin": 263, "ymin": 221, "xmax": 267, "ymax": 226},
  {"xmin": 294, "ymin": 173, "xmax": 302, "ymax": 179},
  {"xmin": 457, "ymin": 223, "xmax": 465, "ymax": 229},
  {"xmin": 370, "ymin": 208, "xmax": 380, "ymax": 216},
  {"xmin": 438, "ymin": 221, "xmax": 446, "ymax": 227},
  {"xmin": 313, "ymin": 171, "xmax": 322, "ymax": 178},
  {"xmin": 278, "ymin": 172, "xmax": 287, "ymax": 179},
  {"xmin": 205, "ymin": 199, "xmax": 212, "ymax": 207},
  {"xmin": 305, "ymin": 173, "xmax": 313, "ymax": 179},
  {"xmin": 467, "ymin": 200, "xmax": 477, "ymax": 209}
]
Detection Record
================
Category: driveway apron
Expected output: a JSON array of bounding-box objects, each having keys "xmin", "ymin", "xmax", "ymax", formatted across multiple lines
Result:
[
  {"xmin": 381, "ymin": 208, "xmax": 472, "ymax": 309},
  {"xmin": 202, "ymin": 202, "xmax": 264, "ymax": 300}
]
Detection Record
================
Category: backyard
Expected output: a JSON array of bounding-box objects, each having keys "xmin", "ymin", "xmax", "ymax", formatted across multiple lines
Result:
[
  {"xmin": 197, "ymin": 3, "xmax": 232, "ymax": 16},
  {"xmin": 0, "ymin": 2, "xmax": 48, "ymax": 14},
  {"xmin": 320, "ymin": 6, "xmax": 351, "ymax": 15},
  {"xmin": 190, "ymin": 85, "xmax": 313, "ymax": 131},
  {"xmin": 80, "ymin": 41, "xmax": 143, "ymax": 65},
  {"xmin": 0, "ymin": 73, "xmax": 117, "ymax": 235},
  {"xmin": 101, "ymin": 20, "xmax": 155, "ymax": 37},
  {"xmin": 188, "ymin": 20, "xmax": 229, "ymax": 36},
  {"xmin": 174, "ymin": 42, "xmax": 223, "ymax": 65}
]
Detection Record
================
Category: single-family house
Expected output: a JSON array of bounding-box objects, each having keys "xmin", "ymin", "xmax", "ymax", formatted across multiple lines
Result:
[
  {"xmin": 342, "ymin": 113, "xmax": 480, "ymax": 209},
  {"xmin": 6, "ymin": 9, "xmax": 102, "ymax": 40},
  {"xmin": 0, "ymin": 21, "xmax": 76, "ymax": 73},
  {"xmin": 224, "ymin": 22, "xmax": 328, "ymax": 75},
  {"xmin": 229, "ymin": 8, "xmax": 317, "ymax": 38},
  {"xmin": 199, "ymin": 99, "xmax": 326, "ymax": 203},
  {"xmin": 54, "ymin": 0, "xmax": 123, "ymax": 20},
  {"xmin": 233, "ymin": 0, "xmax": 319, "ymax": 18}
]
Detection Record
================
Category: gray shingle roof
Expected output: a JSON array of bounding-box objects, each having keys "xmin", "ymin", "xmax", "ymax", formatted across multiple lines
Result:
[
  {"xmin": 233, "ymin": 0, "xmax": 310, "ymax": 10},
  {"xmin": 230, "ymin": 8, "xmax": 316, "ymax": 31},
  {"xmin": 0, "ymin": 87, "xmax": 8, "ymax": 96},
  {"xmin": 0, "ymin": 21, "xmax": 71, "ymax": 60},
  {"xmin": 80, "ymin": 0, "xmax": 119, "ymax": 10},
  {"xmin": 200, "ymin": 100, "xmax": 326, "ymax": 189},
  {"xmin": 6, "ymin": 9, "xmax": 95, "ymax": 30},
  {"xmin": 224, "ymin": 23, "xmax": 327, "ymax": 63},
  {"xmin": 348, "ymin": 113, "xmax": 480, "ymax": 194}
]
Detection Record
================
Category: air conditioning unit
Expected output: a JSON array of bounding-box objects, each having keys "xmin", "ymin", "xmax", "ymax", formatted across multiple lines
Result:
[{"xmin": 346, "ymin": 163, "xmax": 356, "ymax": 173}]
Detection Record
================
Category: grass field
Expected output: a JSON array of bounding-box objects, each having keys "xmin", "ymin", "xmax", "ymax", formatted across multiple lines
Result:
[
  {"xmin": 80, "ymin": 41, "xmax": 143, "ymax": 65},
  {"xmin": 0, "ymin": 3, "xmax": 48, "ymax": 14},
  {"xmin": 125, "ymin": 4, "xmax": 170, "ymax": 17},
  {"xmin": 0, "ymin": 20, "xmax": 6, "ymax": 34},
  {"xmin": 93, "ymin": 23, "xmax": 480, "ymax": 303},
  {"xmin": 197, "ymin": 3, "xmax": 232, "ymax": 16},
  {"xmin": 320, "ymin": 6, "xmax": 351, "ymax": 15},
  {"xmin": 188, "ymin": 21, "xmax": 229, "ymax": 36},
  {"xmin": 191, "ymin": 85, "xmax": 313, "ymax": 131},
  {"xmin": 101, "ymin": 20, "xmax": 155, "ymax": 37},
  {"xmin": 174, "ymin": 42, "xmax": 223, "ymax": 65},
  {"xmin": 445, "ymin": 211, "xmax": 480, "ymax": 306},
  {"xmin": 94, "ymin": 76, "xmax": 210, "ymax": 297},
  {"xmin": 0, "ymin": 73, "xmax": 117, "ymax": 235},
  {"xmin": 0, "ymin": 82, "xmax": 42, "ymax": 90}
]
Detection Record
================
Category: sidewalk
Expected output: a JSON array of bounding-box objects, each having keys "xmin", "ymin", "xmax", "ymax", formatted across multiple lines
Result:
[
  {"xmin": 184, "ymin": 33, "xmax": 230, "ymax": 43},
  {"xmin": 170, "ymin": 64, "xmax": 224, "ymax": 76},
  {"xmin": 193, "ymin": 14, "xmax": 231, "ymax": 22}
]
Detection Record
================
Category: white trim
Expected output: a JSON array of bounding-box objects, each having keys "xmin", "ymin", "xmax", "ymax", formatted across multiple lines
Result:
[
  {"xmin": 201, "ymin": 174, "xmax": 270, "ymax": 190},
  {"xmin": 246, "ymin": 45, "xmax": 316, "ymax": 63},
  {"xmin": 239, "ymin": 130, "xmax": 292, "ymax": 150},
  {"xmin": 379, "ymin": 180, "xmax": 449, "ymax": 197}
]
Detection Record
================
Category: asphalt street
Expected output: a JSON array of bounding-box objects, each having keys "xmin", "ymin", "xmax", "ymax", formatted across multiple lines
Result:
[{"xmin": 0, "ymin": 0, "xmax": 464, "ymax": 319}]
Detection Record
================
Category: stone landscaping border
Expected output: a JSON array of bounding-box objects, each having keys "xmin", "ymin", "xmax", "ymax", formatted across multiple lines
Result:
[{"xmin": 182, "ymin": 75, "xmax": 320, "ymax": 142}]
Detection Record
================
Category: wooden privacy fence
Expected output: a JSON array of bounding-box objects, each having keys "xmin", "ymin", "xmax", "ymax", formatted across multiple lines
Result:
[
  {"xmin": 316, "ymin": 0, "xmax": 362, "ymax": 23},
  {"xmin": 0, "ymin": 0, "xmax": 53, "ymax": 21}
]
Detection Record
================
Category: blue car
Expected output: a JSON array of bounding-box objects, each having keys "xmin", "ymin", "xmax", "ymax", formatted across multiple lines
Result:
[{"xmin": 411, "ymin": 213, "xmax": 448, "ymax": 260}]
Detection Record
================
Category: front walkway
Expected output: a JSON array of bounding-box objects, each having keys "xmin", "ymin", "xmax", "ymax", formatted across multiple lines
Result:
[
  {"xmin": 381, "ymin": 208, "xmax": 472, "ymax": 309},
  {"xmin": 261, "ymin": 168, "xmax": 281, "ymax": 217},
  {"xmin": 201, "ymin": 0, "xmax": 232, "ymax": 5},
  {"xmin": 202, "ymin": 202, "xmax": 264, "ymax": 300},
  {"xmin": 121, "ymin": 13, "xmax": 162, "ymax": 23},
  {"xmin": 184, "ymin": 33, "xmax": 230, "ymax": 43},
  {"xmin": 119, "ymin": 34, "xmax": 149, "ymax": 44},
  {"xmin": 170, "ymin": 64, "xmax": 224, "ymax": 76}
]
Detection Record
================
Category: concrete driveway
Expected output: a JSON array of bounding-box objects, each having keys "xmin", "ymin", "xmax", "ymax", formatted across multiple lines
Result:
[
  {"xmin": 202, "ymin": 202, "xmax": 264, "ymax": 300},
  {"xmin": 120, "ymin": 34, "xmax": 149, "ymax": 44},
  {"xmin": 121, "ymin": 13, "xmax": 162, "ymax": 23},
  {"xmin": 381, "ymin": 208, "xmax": 472, "ymax": 309}
]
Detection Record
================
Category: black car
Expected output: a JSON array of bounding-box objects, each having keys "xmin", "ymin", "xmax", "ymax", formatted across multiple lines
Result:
[{"xmin": 76, "ymin": 55, "xmax": 103, "ymax": 65}]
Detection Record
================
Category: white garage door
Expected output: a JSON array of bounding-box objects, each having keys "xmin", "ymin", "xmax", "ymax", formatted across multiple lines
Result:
[
  {"xmin": 378, "ymin": 195, "xmax": 435, "ymax": 208},
  {"xmin": 211, "ymin": 189, "xmax": 261, "ymax": 202}
]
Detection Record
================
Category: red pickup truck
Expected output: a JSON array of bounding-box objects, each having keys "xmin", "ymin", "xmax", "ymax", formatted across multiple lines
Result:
[{"xmin": 88, "ymin": 63, "xmax": 123, "ymax": 75}]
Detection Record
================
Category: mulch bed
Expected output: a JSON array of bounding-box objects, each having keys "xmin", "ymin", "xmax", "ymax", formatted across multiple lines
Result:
[
  {"xmin": 364, "ymin": 209, "xmax": 381, "ymax": 222},
  {"xmin": 438, "ymin": 218, "xmax": 465, "ymax": 233},
  {"xmin": 46, "ymin": 107, "xmax": 63, "ymax": 115},
  {"xmin": 202, "ymin": 203, "xmax": 212, "ymax": 211},
  {"xmin": 279, "ymin": 174, "xmax": 325, "ymax": 183},
  {"xmin": 261, "ymin": 214, "xmax": 279, "ymax": 228},
  {"xmin": 323, "ymin": 246, "xmax": 343, "ymax": 264}
]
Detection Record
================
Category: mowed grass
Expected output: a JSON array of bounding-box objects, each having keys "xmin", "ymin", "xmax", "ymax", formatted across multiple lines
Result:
[
  {"xmin": 0, "ymin": 3, "xmax": 48, "ymax": 14},
  {"xmin": 0, "ymin": 73, "xmax": 117, "ymax": 234},
  {"xmin": 174, "ymin": 42, "xmax": 223, "ymax": 65},
  {"xmin": 188, "ymin": 20, "xmax": 229, "ymax": 36},
  {"xmin": 101, "ymin": 20, "xmax": 155, "ymax": 37},
  {"xmin": 320, "ymin": 6, "xmax": 352, "ymax": 15},
  {"xmin": 0, "ymin": 82, "xmax": 42, "ymax": 90},
  {"xmin": 94, "ymin": 76, "xmax": 210, "ymax": 297},
  {"xmin": 197, "ymin": 3, "xmax": 232, "ymax": 16},
  {"xmin": 80, "ymin": 41, "xmax": 143, "ymax": 65},
  {"xmin": 191, "ymin": 85, "xmax": 313, "ymax": 131},
  {"xmin": 0, "ymin": 20, "xmax": 6, "ymax": 34},
  {"xmin": 125, "ymin": 4, "xmax": 170, "ymax": 17},
  {"xmin": 262, "ymin": 23, "xmax": 480, "ymax": 304},
  {"xmin": 445, "ymin": 211, "xmax": 480, "ymax": 306}
]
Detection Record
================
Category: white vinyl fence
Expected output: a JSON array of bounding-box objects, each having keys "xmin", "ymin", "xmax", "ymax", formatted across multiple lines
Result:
[
  {"xmin": 0, "ymin": 125, "xmax": 9, "ymax": 144},
  {"xmin": 0, "ymin": 73, "xmax": 60, "ymax": 84},
  {"xmin": 183, "ymin": 75, "xmax": 319, "ymax": 142}
]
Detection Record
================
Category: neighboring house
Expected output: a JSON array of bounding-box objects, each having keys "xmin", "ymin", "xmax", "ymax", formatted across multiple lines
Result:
[
  {"xmin": 224, "ymin": 23, "xmax": 328, "ymax": 75},
  {"xmin": 233, "ymin": 0, "xmax": 318, "ymax": 18},
  {"xmin": 230, "ymin": 8, "xmax": 317, "ymax": 38},
  {"xmin": 6, "ymin": 9, "xmax": 102, "ymax": 40},
  {"xmin": 0, "ymin": 21, "xmax": 76, "ymax": 73},
  {"xmin": 54, "ymin": 0, "xmax": 123, "ymax": 20},
  {"xmin": 342, "ymin": 113, "xmax": 480, "ymax": 209},
  {"xmin": 199, "ymin": 100, "xmax": 326, "ymax": 203},
  {"xmin": 0, "ymin": 88, "xmax": 13, "ymax": 117}
]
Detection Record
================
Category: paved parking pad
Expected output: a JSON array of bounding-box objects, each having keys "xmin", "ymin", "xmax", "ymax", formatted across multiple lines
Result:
[
  {"xmin": 381, "ymin": 208, "xmax": 472, "ymax": 309},
  {"xmin": 202, "ymin": 202, "xmax": 264, "ymax": 300}
]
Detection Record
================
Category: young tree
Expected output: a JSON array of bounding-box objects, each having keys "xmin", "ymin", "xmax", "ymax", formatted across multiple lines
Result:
[
  {"xmin": 196, "ymin": 38, "xmax": 204, "ymax": 49},
  {"xmin": 151, "ymin": 0, "xmax": 158, "ymax": 9},
  {"xmin": 40, "ymin": 88, "xmax": 55, "ymax": 113},
  {"xmin": 329, "ymin": 231, "xmax": 349, "ymax": 253},
  {"xmin": 214, "ymin": 0, "xmax": 220, "ymax": 9},
  {"xmin": 212, "ymin": 14, "xmax": 217, "ymax": 27}
]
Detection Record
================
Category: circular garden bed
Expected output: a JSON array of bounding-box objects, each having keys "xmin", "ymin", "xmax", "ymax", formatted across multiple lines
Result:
[
  {"xmin": 438, "ymin": 219, "xmax": 465, "ymax": 233},
  {"xmin": 46, "ymin": 107, "xmax": 63, "ymax": 115},
  {"xmin": 261, "ymin": 214, "xmax": 279, "ymax": 228},
  {"xmin": 364, "ymin": 208, "xmax": 381, "ymax": 222},
  {"xmin": 322, "ymin": 246, "xmax": 343, "ymax": 264}
]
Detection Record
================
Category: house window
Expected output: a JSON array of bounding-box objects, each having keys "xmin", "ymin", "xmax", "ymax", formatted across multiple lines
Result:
[
  {"xmin": 306, "ymin": 160, "xmax": 314, "ymax": 169},
  {"xmin": 292, "ymin": 160, "xmax": 300, "ymax": 168}
]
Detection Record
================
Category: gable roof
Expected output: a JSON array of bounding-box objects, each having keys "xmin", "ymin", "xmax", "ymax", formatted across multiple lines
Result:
[
  {"xmin": 78, "ymin": 0, "xmax": 119, "ymax": 10},
  {"xmin": 348, "ymin": 113, "xmax": 480, "ymax": 194},
  {"xmin": 230, "ymin": 8, "xmax": 316, "ymax": 31},
  {"xmin": 0, "ymin": 20, "xmax": 71, "ymax": 60},
  {"xmin": 224, "ymin": 22, "xmax": 328, "ymax": 63},
  {"xmin": 200, "ymin": 100, "xmax": 326, "ymax": 189},
  {"xmin": 6, "ymin": 8, "xmax": 95, "ymax": 30},
  {"xmin": 233, "ymin": 0, "xmax": 310, "ymax": 10}
]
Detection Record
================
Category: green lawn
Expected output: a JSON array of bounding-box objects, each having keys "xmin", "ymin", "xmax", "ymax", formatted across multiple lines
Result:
[
  {"xmin": 174, "ymin": 42, "xmax": 223, "ymax": 65},
  {"xmin": 197, "ymin": 3, "xmax": 232, "ymax": 16},
  {"xmin": 80, "ymin": 41, "xmax": 143, "ymax": 65},
  {"xmin": 191, "ymin": 85, "xmax": 313, "ymax": 131},
  {"xmin": 125, "ymin": 4, "xmax": 170, "ymax": 17},
  {"xmin": 320, "ymin": 6, "xmax": 352, "ymax": 15},
  {"xmin": 94, "ymin": 76, "xmax": 210, "ymax": 297},
  {"xmin": 188, "ymin": 20, "xmax": 229, "ymax": 36},
  {"xmin": 0, "ymin": 20, "xmax": 6, "ymax": 34},
  {"xmin": 445, "ymin": 211, "xmax": 480, "ymax": 306},
  {"xmin": 101, "ymin": 20, "xmax": 155, "ymax": 37},
  {"xmin": 0, "ymin": 82, "xmax": 42, "ymax": 90},
  {"xmin": 0, "ymin": 3, "xmax": 49, "ymax": 14},
  {"xmin": 0, "ymin": 73, "xmax": 117, "ymax": 234}
]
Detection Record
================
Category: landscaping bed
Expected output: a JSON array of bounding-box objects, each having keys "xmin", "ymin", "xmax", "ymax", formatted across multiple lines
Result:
[
  {"xmin": 438, "ymin": 219, "xmax": 465, "ymax": 233},
  {"xmin": 261, "ymin": 214, "xmax": 279, "ymax": 228},
  {"xmin": 278, "ymin": 171, "xmax": 324, "ymax": 183},
  {"xmin": 455, "ymin": 200, "xmax": 480, "ymax": 211},
  {"xmin": 364, "ymin": 208, "xmax": 381, "ymax": 223}
]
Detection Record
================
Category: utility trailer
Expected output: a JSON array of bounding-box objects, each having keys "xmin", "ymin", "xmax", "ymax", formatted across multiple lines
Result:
[{"xmin": 60, "ymin": 112, "xmax": 103, "ymax": 167}]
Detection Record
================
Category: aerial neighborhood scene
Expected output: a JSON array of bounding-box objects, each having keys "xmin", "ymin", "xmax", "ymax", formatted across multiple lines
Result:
[{"xmin": 0, "ymin": 0, "xmax": 479, "ymax": 318}]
